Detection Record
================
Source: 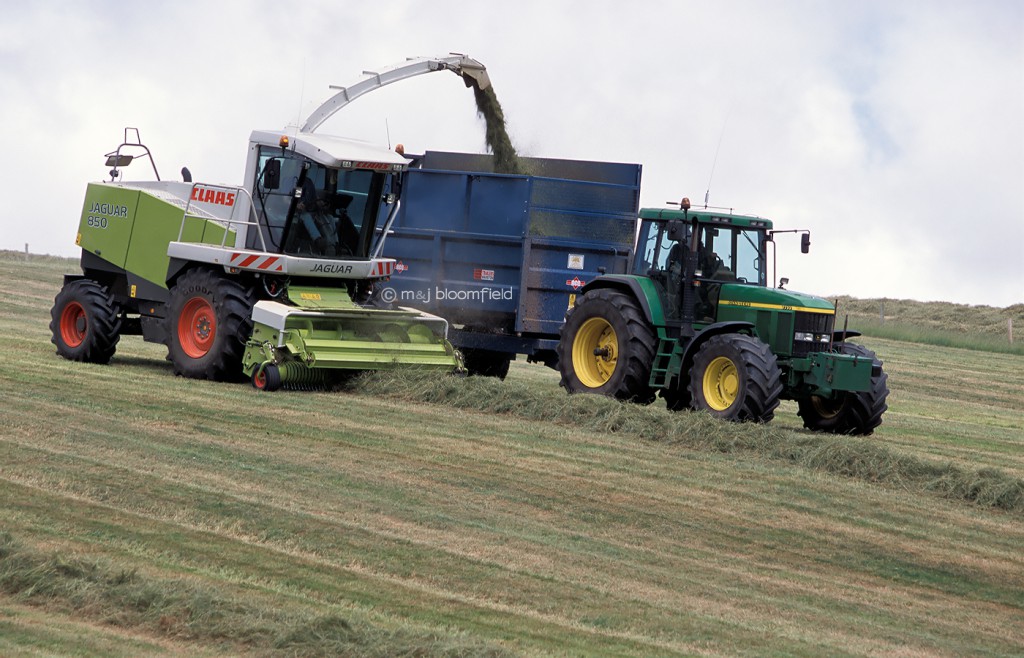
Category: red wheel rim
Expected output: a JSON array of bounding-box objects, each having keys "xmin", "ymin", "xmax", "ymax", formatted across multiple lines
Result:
[
  {"xmin": 253, "ymin": 369, "xmax": 267, "ymax": 390},
  {"xmin": 178, "ymin": 297, "xmax": 216, "ymax": 358},
  {"xmin": 60, "ymin": 302, "xmax": 87, "ymax": 348}
]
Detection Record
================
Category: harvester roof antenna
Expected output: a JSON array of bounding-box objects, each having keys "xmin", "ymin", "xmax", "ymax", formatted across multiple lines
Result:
[{"xmin": 300, "ymin": 55, "xmax": 490, "ymax": 134}]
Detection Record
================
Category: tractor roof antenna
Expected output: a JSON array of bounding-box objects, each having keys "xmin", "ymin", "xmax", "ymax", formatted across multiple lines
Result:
[{"xmin": 704, "ymin": 112, "xmax": 730, "ymax": 209}]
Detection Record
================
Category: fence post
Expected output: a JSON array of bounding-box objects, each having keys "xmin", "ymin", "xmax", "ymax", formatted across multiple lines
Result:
[
  {"xmin": 1010, "ymin": 318, "xmax": 1014, "ymax": 344},
  {"xmin": 880, "ymin": 301, "xmax": 885, "ymax": 324}
]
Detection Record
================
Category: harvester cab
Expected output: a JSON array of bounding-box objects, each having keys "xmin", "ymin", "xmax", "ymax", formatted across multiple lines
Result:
[
  {"xmin": 50, "ymin": 59, "xmax": 485, "ymax": 389},
  {"xmin": 558, "ymin": 199, "xmax": 890, "ymax": 435}
]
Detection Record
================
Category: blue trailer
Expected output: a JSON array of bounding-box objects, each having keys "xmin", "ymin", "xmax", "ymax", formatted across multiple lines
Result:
[{"xmin": 382, "ymin": 151, "xmax": 641, "ymax": 377}]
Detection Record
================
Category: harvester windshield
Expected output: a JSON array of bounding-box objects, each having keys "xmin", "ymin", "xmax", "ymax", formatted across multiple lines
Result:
[{"xmin": 252, "ymin": 147, "xmax": 386, "ymax": 259}]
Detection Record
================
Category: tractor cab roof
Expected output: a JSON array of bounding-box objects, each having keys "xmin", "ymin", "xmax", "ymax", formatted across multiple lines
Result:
[
  {"xmin": 639, "ymin": 206, "xmax": 773, "ymax": 230},
  {"xmin": 249, "ymin": 130, "xmax": 409, "ymax": 172}
]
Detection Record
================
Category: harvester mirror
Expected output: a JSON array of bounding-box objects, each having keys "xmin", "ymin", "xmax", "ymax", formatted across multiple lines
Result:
[
  {"xmin": 104, "ymin": 154, "xmax": 133, "ymax": 168},
  {"xmin": 801, "ymin": 232, "xmax": 811, "ymax": 254},
  {"xmin": 262, "ymin": 158, "xmax": 281, "ymax": 190}
]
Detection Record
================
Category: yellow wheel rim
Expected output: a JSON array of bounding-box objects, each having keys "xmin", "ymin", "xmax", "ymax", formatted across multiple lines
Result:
[
  {"xmin": 572, "ymin": 317, "xmax": 618, "ymax": 388},
  {"xmin": 703, "ymin": 356, "xmax": 739, "ymax": 411},
  {"xmin": 810, "ymin": 395, "xmax": 844, "ymax": 419}
]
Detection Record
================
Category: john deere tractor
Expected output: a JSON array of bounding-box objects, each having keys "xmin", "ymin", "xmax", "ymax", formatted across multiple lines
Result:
[
  {"xmin": 49, "ymin": 55, "xmax": 495, "ymax": 389},
  {"xmin": 557, "ymin": 198, "xmax": 889, "ymax": 434}
]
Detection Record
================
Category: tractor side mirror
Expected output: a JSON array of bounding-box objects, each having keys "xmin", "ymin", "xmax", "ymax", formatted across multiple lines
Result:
[
  {"xmin": 801, "ymin": 232, "xmax": 811, "ymax": 254},
  {"xmin": 666, "ymin": 220, "xmax": 686, "ymax": 241},
  {"xmin": 263, "ymin": 158, "xmax": 281, "ymax": 190}
]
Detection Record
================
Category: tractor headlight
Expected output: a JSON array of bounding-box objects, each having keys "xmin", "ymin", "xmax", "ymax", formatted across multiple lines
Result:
[{"xmin": 795, "ymin": 332, "xmax": 814, "ymax": 342}]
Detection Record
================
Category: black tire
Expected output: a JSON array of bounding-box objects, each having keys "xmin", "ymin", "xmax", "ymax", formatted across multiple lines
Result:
[
  {"xmin": 557, "ymin": 289, "xmax": 656, "ymax": 402},
  {"xmin": 797, "ymin": 343, "xmax": 889, "ymax": 435},
  {"xmin": 688, "ymin": 334, "xmax": 782, "ymax": 422},
  {"xmin": 49, "ymin": 279, "xmax": 122, "ymax": 364},
  {"xmin": 251, "ymin": 363, "xmax": 282, "ymax": 392},
  {"xmin": 662, "ymin": 385, "xmax": 692, "ymax": 412},
  {"xmin": 462, "ymin": 348, "xmax": 512, "ymax": 380},
  {"xmin": 165, "ymin": 269, "xmax": 255, "ymax": 381}
]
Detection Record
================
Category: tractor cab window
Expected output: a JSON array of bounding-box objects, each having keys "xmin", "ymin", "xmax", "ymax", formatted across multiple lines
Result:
[
  {"xmin": 252, "ymin": 147, "xmax": 386, "ymax": 258},
  {"xmin": 697, "ymin": 225, "xmax": 766, "ymax": 286},
  {"xmin": 633, "ymin": 219, "xmax": 689, "ymax": 319}
]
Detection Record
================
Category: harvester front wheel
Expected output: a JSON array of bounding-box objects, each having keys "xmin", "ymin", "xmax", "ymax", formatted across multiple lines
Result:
[
  {"xmin": 49, "ymin": 279, "xmax": 122, "ymax": 364},
  {"xmin": 688, "ymin": 334, "xmax": 782, "ymax": 422},
  {"xmin": 557, "ymin": 289, "xmax": 656, "ymax": 402},
  {"xmin": 797, "ymin": 343, "xmax": 889, "ymax": 435},
  {"xmin": 166, "ymin": 269, "xmax": 254, "ymax": 381}
]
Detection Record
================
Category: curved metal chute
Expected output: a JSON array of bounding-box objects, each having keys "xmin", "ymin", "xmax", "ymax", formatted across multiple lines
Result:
[{"xmin": 301, "ymin": 54, "xmax": 490, "ymax": 133}]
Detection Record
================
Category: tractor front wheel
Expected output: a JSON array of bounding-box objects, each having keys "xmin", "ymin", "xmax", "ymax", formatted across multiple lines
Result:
[
  {"xmin": 166, "ymin": 269, "xmax": 254, "ymax": 381},
  {"xmin": 688, "ymin": 334, "xmax": 782, "ymax": 422},
  {"xmin": 557, "ymin": 289, "xmax": 656, "ymax": 402},
  {"xmin": 49, "ymin": 279, "xmax": 122, "ymax": 364},
  {"xmin": 797, "ymin": 343, "xmax": 889, "ymax": 435}
]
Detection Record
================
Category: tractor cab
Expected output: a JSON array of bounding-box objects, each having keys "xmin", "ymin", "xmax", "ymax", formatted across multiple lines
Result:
[{"xmin": 632, "ymin": 206, "xmax": 772, "ymax": 323}]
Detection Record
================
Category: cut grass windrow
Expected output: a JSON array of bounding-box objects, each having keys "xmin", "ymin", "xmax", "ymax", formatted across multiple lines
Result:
[
  {"xmin": 0, "ymin": 531, "xmax": 508, "ymax": 657},
  {"xmin": 350, "ymin": 370, "xmax": 1024, "ymax": 513}
]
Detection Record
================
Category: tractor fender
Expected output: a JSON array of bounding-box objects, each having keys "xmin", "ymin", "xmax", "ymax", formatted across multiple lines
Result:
[
  {"xmin": 674, "ymin": 321, "xmax": 757, "ymax": 389},
  {"xmin": 832, "ymin": 329, "xmax": 862, "ymax": 341},
  {"xmin": 578, "ymin": 276, "xmax": 663, "ymax": 326}
]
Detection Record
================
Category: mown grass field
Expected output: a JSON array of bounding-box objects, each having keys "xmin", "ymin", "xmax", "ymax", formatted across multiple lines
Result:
[{"xmin": 1, "ymin": 251, "xmax": 1022, "ymax": 656}]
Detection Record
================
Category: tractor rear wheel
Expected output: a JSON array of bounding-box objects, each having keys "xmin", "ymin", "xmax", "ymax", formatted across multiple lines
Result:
[
  {"xmin": 166, "ymin": 269, "xmax": 254, "ymax": 381},
  {"xmin": 49, "ymin": 279, "xmax": 122, "ymax": 364},
  {"xmin": 797, "ymin": 343, "xmax": 889, "ymax": 435},
  {"xmin": 688, "ymin": 334, "xmax": 782, "ymax": 422},
  {"xmin": 557, "ymin": 288, "xmax": 656, "ymax": 402}
]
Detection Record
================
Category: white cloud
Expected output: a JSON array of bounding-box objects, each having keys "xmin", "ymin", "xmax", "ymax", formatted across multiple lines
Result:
[{"xmin": 1, "ymin": 0, "xmax": 1020, "ymax": 306}]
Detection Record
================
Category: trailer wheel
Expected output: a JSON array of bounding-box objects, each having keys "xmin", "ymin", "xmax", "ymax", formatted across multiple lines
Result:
[
  {"xmin": 251, "ymin": 363, "xmax": 282, "ymax": 392},
  {"xmin": 462, "ymin": 348, "xmax": 512, "ymax": 380},
  {"xmin": 50, "ymin": 279, "xmax": 122, "ymax": 364},
  {"xmin": 688, "ymin": 334, "xmax": 782, "ymax": 422},
  {"xmin": 798, "ymin": 343, "xmax": 889, "ymax": 435},
  {"xmin": 166, "ymin": 269, "xmax": 254, "ymax": 381},
  {"xmin": 557, "ymin": 289, "xmax": 656, "ymax": 402}
]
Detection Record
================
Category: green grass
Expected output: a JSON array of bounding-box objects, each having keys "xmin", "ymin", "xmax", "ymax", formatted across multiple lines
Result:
[
  {"xmin": 831, "ymin": 295, "xmax": 1024, "ymax": 355},
  {"xmin": 2, "ymin": 251, "xmax": 1023, "ymax": 656}
]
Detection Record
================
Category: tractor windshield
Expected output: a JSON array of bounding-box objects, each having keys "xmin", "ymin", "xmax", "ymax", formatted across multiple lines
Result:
[{"xmin": 252, "ymin": 147, "xmax": 386, "ymax": 258}]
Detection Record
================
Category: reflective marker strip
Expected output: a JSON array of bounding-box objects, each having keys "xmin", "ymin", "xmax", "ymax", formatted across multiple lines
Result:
[{"xmin": 719, "ymin": 299, "xmax": 835, "ymax": 315}]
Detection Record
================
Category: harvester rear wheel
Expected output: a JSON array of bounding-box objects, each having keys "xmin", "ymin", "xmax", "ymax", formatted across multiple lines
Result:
[
  {"xmin": 797, "ymin": 343, "xmax": 889, "ymax": 435},
  {"xmin": 557, "ymin": 289, "xmax": 656, "ymax": 403},
  {"xmin": 50, "ymin": 279, "xmax": 122, "ymax": 364},
  {"xmin": 688, "ymin": 334, "xmax": 782, "ymax": 422},
  {"xmin": 166, "ymin": 269, "xmax": 254, "ymax": 381}
]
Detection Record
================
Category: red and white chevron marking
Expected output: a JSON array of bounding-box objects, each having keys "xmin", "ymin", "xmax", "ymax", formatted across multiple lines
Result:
[
  {"xmin": 369, "ymin": 260, "xmax": 395, "ymax": 277},
  {"xmin": 229, "ymin": 252, "xmax": 284, "ymax": 272}
]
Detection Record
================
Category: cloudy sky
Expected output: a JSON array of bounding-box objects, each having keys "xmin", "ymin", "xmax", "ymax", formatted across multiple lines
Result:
[{"xmin": 2, "ymin": 0, "xmax": 1021, "ymax": 307}]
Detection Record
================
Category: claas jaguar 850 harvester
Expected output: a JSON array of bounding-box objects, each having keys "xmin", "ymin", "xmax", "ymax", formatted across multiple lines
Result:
[{"xmin": 50, "ymin": 56, "xmax": 491, "ymax": 390}]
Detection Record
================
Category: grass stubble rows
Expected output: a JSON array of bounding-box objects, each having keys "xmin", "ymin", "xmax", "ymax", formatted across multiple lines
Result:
[{"xmin": 1, "ymin": 252, "xmax": 1022, "ymax": 656}]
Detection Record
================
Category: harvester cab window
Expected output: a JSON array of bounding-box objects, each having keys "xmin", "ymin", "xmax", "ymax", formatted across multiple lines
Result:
[{"xmin": 253, "ymin": 147, "xmax": 386, "ymax": 259}]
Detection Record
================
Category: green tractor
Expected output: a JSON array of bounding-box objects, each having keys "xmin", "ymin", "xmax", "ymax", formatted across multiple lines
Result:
[{"xmin": 557, "ymin": 198, "xmax": 889, "ymax": 434}]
